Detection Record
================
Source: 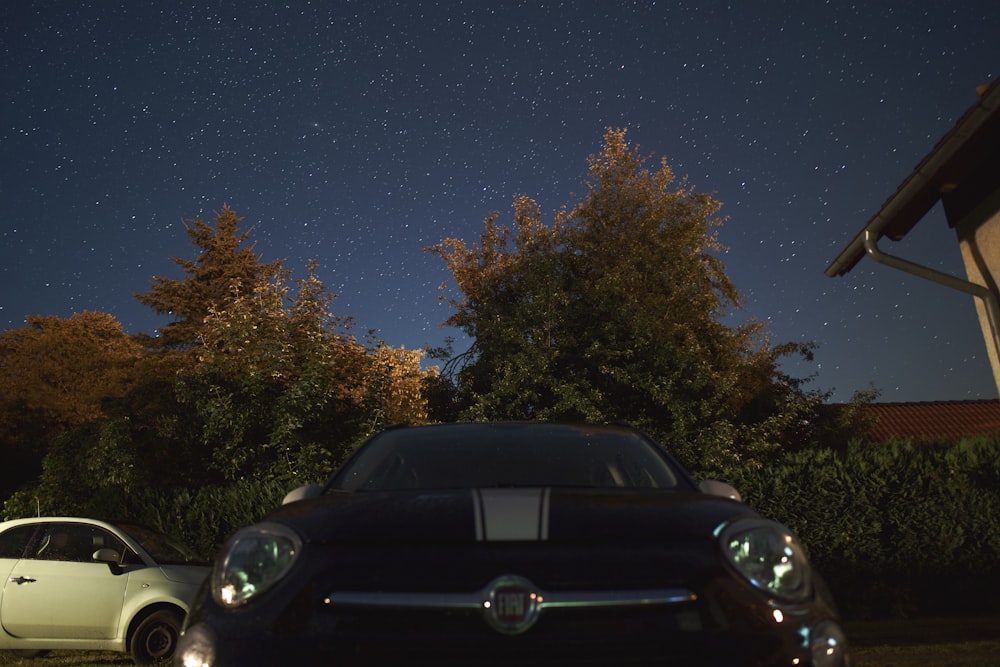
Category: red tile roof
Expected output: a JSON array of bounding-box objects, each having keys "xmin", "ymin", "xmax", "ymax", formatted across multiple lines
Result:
[{"xmin": 863, "ymin": 399, "xmax": 1000, "ymax": 442}]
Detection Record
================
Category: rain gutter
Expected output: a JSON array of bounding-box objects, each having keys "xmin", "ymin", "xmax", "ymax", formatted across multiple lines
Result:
[
  {"xmin": 825, "ymin": 78, "xmax": 1000, "ymax": 278},
  {"xmin": 862, "ymin": 229, "xmax": 1000, "ymax": 361}
]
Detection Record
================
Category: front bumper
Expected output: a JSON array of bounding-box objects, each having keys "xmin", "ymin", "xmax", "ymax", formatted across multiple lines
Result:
[{"xmin": 177, "ymin": 576, "xmax": 848, "ymax": 666}]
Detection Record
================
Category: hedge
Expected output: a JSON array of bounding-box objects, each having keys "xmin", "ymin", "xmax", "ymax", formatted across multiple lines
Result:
[
  {"xmin": 3, "ymin": 477, "xmax": 291, "ymax": 560},
  {"xmin": 5, "ymin": 435, "xmax": 998, "ymax": 618},
  {"xmin": 715, "ymin": 436, "xmax": 1000, "ymax": 618}
]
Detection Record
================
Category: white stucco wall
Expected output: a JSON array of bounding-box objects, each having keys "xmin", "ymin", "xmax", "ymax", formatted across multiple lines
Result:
[{"xmin": 956, "ymin": 189, "xmax": 1000, "ymax": 395}]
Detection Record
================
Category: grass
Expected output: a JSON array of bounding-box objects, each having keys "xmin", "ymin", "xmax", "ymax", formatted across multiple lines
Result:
[
  {"xmin": 0, "ymin": 654, "xmax": 125, "ymax": 667},
  {"xmin": 2, "ymin": 617, "xmax": 998, "ymax": 666},
  {"xmin": 847, "ymin": 616, "xmax": 1000, "ymax": 667},
  {"xmin": 852, "ymin": 642, "xmax": 1000, "ymax": 667}
]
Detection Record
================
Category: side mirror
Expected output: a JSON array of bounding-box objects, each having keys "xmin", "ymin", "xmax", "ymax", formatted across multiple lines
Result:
[
  {"xmin": 282, "ymin": 483, "xmax": 323, "ymax": 505},
  {"xmin": 698, "ymin": 479, "xmax": 742, "ymax": 502},
  {"xmin": 93, "ymin": 548, "xmax": 124, "ymax": 575}
]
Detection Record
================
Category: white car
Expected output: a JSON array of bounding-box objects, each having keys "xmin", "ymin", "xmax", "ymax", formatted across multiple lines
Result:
[{"xmin": 0, "ymin": 517, "xmax": 210, "ymax": 664}]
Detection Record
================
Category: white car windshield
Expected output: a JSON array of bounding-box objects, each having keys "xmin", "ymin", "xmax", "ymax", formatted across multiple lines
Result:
[{"xmin": 115, "ymin": 522, "xmax": 207, "ymax": 565}]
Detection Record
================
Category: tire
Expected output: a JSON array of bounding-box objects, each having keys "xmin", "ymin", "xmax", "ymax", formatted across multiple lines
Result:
[
  {"xmin": 8, "ymin": 650, "xmax": 51, "ymax": 658},
  {"xmin": 130, "ymin": 609, "xmax": 182, "ymax": 665}
]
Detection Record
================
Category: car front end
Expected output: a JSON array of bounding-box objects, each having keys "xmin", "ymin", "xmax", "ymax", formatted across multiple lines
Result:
[{"xmin": 178, "ymin": 486, "xmax": 848, "ymax": 666}]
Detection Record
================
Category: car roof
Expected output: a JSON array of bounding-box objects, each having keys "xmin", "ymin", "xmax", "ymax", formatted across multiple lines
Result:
[{"xmin": 0, "ymin": 517, "xmax": 131, "ymax": 532}]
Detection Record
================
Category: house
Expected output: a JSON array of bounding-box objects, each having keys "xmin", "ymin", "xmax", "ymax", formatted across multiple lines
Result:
[
  {"xmin": 826, "ymin": 76, "xmax": 1000, "ymax": 396},
  {"xmin": 863, "ymin": 399, "xmax": 1000, "ymax": 443}
]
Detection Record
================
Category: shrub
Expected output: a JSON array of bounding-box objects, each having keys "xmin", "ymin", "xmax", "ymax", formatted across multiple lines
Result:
[
  {"xmin": 714, "ymin": 435, "xmax": 1000, "ymax": 618},
  {"xmin": 3, "ymin": 477, "xmax": 294, "ymax": 560}
]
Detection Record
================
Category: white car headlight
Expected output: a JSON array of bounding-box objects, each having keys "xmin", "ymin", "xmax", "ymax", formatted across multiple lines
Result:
[
  {"xmin": 720, "ymin": 519, "xmax": 811, "ymax": 601},
  {"xmin": 212, "ymin": 522, "xmax": 302, "ymax": 607}
]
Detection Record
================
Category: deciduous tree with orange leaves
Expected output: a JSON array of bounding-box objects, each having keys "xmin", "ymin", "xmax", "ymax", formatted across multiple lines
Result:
[
  {"xmin": 0, "ymin": 311, "xmax": 143, "ymax": 500},
  {"xmin": 0, "ymin": 311, "xmax": 141, "ymax": 433}
]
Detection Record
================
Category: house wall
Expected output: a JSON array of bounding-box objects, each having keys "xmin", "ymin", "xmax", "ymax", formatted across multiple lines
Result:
[{"xmin": 955, "ymin": 185, "xmax": 1000, "ymax": 395}]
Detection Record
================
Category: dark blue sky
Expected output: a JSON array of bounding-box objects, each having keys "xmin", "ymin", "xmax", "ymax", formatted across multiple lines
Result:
[{"xmin": 3, "ymin": 1, "xmax": 999, "ymax": 402}]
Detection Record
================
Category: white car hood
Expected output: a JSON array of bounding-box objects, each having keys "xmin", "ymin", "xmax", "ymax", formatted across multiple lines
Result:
[{"xmin": 157, "ymin": 564, "xmax": 211, "ymax": 586}]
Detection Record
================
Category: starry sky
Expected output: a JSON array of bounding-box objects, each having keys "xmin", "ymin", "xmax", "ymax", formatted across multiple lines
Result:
[{"xmin": 3, "ymin": 1, "xmax": 999, "ymax": 403}]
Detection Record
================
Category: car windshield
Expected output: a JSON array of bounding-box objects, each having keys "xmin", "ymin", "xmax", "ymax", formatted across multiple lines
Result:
[
  {"xmin": 332, "ymin": 423, "xmax": 684, "ymax": 491},
  {"xmin": 115, "ymin": 522, "xmax": 207, "ymax": 565}
]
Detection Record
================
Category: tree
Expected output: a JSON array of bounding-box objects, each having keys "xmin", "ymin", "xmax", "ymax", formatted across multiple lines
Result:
[
  {"xmin": 0, "ymin": 311, "xmax": 143, "ymax": 500},
  {"xmin": 174, "ymin": 255, "xmax": 436, "ymax": 483},
  {"xmin": 428, "ymin": 128, "xmax": 823, "ymax": 469},
  {"xmin": 2, "ymin": 204, "xmax": 443, "ymax": 517},
  {"xmin": 174, "ymin": 262, "xmax": 349, "ymax": 483},
  {"xmin": 134, "ymin": 204, "xmax": 282, "ymax": 349},
  {"xmin": 0, "ymin": 311, "xmax": 141, "ymax": 433},
  {"xmin": 359, "ymin": 343, "xmax": 438, "ymax": 433}
]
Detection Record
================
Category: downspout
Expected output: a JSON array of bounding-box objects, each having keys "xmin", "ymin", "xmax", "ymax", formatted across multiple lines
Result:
[{"xmin": 863, "ymin": 229, "xmax": 1000, "ymax": 362}]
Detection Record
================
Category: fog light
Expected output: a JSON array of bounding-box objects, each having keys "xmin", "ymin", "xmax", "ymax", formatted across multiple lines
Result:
[
  {"xmin": 810, "ymin": 620, "xmax": 848, "ymax": 667},
  {"xmin": 177, "ymin": 623, "xmax": 215, "ymax": 667}
]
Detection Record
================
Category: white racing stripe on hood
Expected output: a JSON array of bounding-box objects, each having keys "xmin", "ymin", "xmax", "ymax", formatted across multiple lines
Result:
[{"xmin": 472, "ymin": 488, "xmax": 551, "ymax": 541}]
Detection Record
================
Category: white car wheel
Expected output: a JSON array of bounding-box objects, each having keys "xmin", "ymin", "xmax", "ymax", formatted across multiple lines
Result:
[{"xmin": 131, "ymin": 610, "xmax": 182, "ymax": 665}]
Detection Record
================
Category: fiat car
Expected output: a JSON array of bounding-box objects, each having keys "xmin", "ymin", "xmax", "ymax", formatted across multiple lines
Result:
[
  {"xmin": 0, "ymin": 517, "xmax": 209, "ymax": 664},
  {"xmin": 178, "ymin": 422, "xmax": 849, "ymax": 666}
]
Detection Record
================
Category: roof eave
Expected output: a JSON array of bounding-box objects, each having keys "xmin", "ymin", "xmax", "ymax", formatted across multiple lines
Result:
[{"xmin": 825, "ymin": 76, "xmax": 1000, "ymax": 278}]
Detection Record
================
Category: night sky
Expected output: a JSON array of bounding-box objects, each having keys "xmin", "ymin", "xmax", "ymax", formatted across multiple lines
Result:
[{"xmin": 3, "ymin": 1, "xmax": 999, "ymax": 403}]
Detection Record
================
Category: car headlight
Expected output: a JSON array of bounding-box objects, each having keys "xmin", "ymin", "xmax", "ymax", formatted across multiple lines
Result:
[
  {"xmin": 212, "ymin": 522, "xmax": 302, "ymax": 607},
  {"xmin": 720, "ymin": 519, "xmax": 811, "ymax": 601}
]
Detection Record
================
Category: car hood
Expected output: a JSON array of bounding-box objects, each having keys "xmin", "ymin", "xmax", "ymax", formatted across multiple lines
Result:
[
  {"xmin": 157, "ymin": 563, "xmax": 212, "ymax": 586},
  {"xmin": 267, "ymin": 488, "xmax": 757, "ymax": 545}
]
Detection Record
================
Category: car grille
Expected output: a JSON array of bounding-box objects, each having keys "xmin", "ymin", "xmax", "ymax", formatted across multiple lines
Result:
[
  {"xmin": 301, "ymin": 604, "xmax": 784, "ymax": 666},
  {"xmin": 270, "ymin": 542, "xmax": 793, "ymax": 665}
]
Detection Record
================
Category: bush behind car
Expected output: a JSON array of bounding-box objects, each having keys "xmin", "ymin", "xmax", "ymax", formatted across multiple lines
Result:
[
  {"xmin": 2, "ymin": 478, "xmax": 289, "ymax": 560},
  {"xmin": 714, "ymin": 435, "xmax": 1000, "ymax": 618},
  {"xmin": 4, "ymin": 434, "xmax": 999, "ymax": 619}
]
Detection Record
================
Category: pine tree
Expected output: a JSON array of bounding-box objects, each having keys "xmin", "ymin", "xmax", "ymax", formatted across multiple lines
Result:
[{"xmin": 134, "ymin": 204, "xmax": 282, "ymax": 349}]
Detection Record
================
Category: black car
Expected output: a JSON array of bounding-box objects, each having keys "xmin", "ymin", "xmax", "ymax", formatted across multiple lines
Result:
[{"xmin": 177, "ymin": 422, "xmax": 849, "ymax": 666}]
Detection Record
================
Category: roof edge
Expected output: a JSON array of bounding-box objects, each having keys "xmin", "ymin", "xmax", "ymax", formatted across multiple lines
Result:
[{"xmin": 825, "ymin": 76, "xmax": 1000, "ymax": 278}]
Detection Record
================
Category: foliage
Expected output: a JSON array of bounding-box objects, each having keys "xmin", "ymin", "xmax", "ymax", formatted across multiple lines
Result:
[
  {"xmin": 175, "ymin": 263, "xmax": 358, "ymax": 483},
  {"xmin": 3, "ymin": 476, "xmax": 289, "ymax": 560},
  {"xmin": 428, "ymin": 128, "xmax": 826, "ymax": 468},
  {"xmin": 2, "ymin": 207, "xmax": 439, "ymax": 515},
  {"xmin": 804, "ymin": 385, "xmax": 880, "ymax": 452},
  {"xmin": 8, "ymin": 427, "xmax": 999, "ymax": 621},
  {"xmin": 0, "ymin": 311, "xmax": 142, "ymax": 432},
  {"xmin": 133, "ymin": 204, "xmax": 282, "ymax": 350},
  {"xmin": 361, "ymin": 343, "xmax": 438, "ymax": 430},
  {"xmin": 172, "ymin": 259, "xmax": 437, "ymax": 483},
  {"xmin": 720, "ymin": 435, "xmax": 1000, "ymax": 618},
  {"xmin": 0, "ymin": 312, "xmax": 145, "ymax": 499}
]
